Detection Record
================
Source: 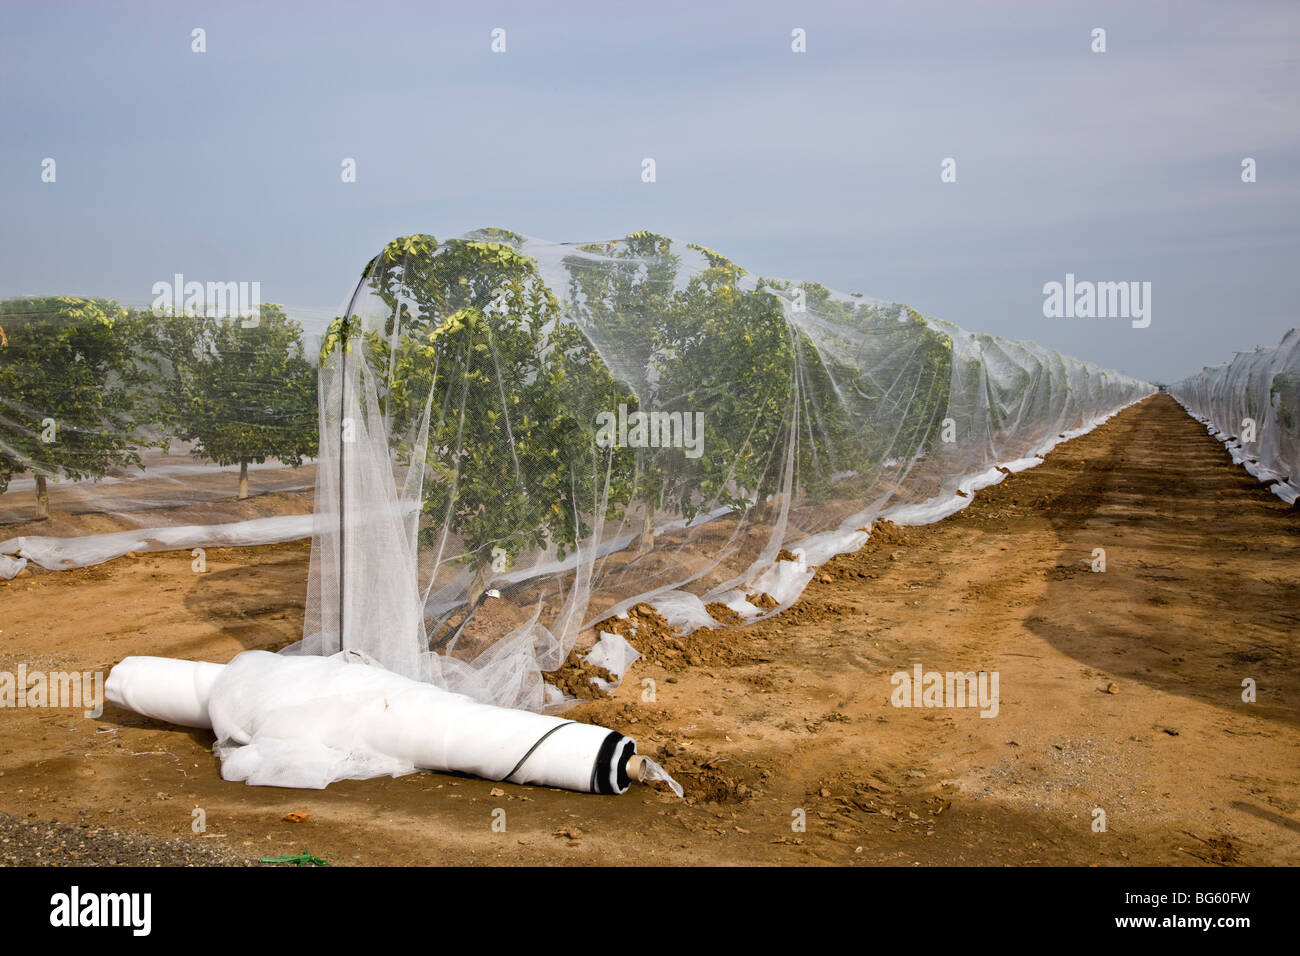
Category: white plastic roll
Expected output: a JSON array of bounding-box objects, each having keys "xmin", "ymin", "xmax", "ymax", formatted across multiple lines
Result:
[
  {"xmin": 104, "ymin": 656, "xmax": 224, "ymax": 729},
  {"xmin": 105, "ymin": 650, "xmax": 672, "ymax": 795}
]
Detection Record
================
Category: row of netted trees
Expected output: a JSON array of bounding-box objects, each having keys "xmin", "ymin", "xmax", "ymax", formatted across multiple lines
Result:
[
  {"xmin": 331, "ymin": 230, "xmax": 957, "ymax": 602},
  {"xmin": 0, "ymin": 298, "xmax": 318, "ymax": 519}
]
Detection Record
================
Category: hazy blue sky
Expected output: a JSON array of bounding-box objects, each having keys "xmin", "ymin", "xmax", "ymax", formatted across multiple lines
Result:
[{"xmin": 1, "ymin": 0, "xmax": 1296, "ymax": 383}]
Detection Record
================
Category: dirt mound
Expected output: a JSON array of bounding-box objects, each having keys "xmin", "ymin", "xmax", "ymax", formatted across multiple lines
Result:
[
  {"xmin": 667, "ymin": 761, "xmax": 761, "ymax": 805},
  {"xmin": 866, "ymin": 519, "xmax": 913, "ymax": 547},
  {"xmin": 546, "ymin": 658, "xmax": 616, "ymax": 701},
  {"xmin": 704, "ymin": 602, "xmax": 745, "ymax": 626}
]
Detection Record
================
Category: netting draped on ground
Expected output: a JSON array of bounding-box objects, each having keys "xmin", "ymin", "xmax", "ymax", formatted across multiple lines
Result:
[
  {"xmin": 302, "ymin": 229, "xmax": 1153, "ymax": 711},
  {"xmin": 1170, "ymin": 329, "xmax": 1300, "ymax": 504}
]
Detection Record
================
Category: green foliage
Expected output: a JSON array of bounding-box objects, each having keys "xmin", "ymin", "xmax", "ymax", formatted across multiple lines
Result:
[
  {"xmin": 366, "ymin": 235, "xmax": 632, "ymax": 574},
  {"xmin": 0, "ymin": 297, "xmax": 151, "ymax": 506},
  {"xmin": 1272, "ymin": 372, "xmax": 1300, "ymax": 431},
  {"xmin": 563, "ymin": 231, "xmax": 684, "ymax": 522},
  {"xmin": 972, "ymin": 333, "xmax": 1029, "ymax": 434},
  {"xmin": 558, "ymin": 234, "xmax": 958, "ymax": 520},
  {"xmin": 357, "ymin": 230, "xmax": 962, "ymax": 574},
  {"xmin": 319, "ymin": 313, "xmax": 361, "ymax": 365},
  {"xmin": 653, "ymin": 260, "xmax": 797, "ymax": 517},
  {"xmin": 157, "ymin": 305, "xmax": 318, "ymax": 474},
  {"xmin": 783, "ymin": 289, "xmax": 952, "ymax": 485},
  {"xmin": 463, "ymin": 226, "xmax": 526, "ymax": 248}
]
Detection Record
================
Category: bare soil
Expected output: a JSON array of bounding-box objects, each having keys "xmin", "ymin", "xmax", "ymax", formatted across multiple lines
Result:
[
  {"xmin": 0, "ymin": 452, "xmax": 315, "ymax": 538},
  {"xmin": 1, "ymin": 392, "xmax": 1296, "ymax": 866}
]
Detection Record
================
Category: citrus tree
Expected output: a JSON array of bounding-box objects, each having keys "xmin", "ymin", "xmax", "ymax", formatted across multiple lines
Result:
[
  {"xmin": 161, "ymin": 304, "xmax": 317, "ymax": 498},
  {"xmin": 563, "ymin": 230, "xmax": 686, "ymax": 549},
  {"xmin": 364, "ymin": 234, "xmax": 632, "ymax": 602},
  {"xmin": 789, "ymin": 287, "xmax": 952, "ymax": 480},
  {"xmin": 0, "ymin": 297, "xmax": 151, "ymax": 519},
  {"xmin": 651, "ymin": 245, "xmax": 805, "ymax": 521}
]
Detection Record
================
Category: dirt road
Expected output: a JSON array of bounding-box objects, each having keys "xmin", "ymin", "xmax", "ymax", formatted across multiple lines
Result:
[{"xmin": 1, "ymin": 392, "xmax": 1296, "ymax": 866}]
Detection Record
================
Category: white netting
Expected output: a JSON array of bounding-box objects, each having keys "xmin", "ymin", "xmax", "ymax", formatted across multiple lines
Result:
[
  {"xmin": 1170, "ymin": 329, "xmax": 1300, "ymax": 504},
  {"xmin": 300, "ymin": 229, "xmax": 1153, "ymax": 711}
]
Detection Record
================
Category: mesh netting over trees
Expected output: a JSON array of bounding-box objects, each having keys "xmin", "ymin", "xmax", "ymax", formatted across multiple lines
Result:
[
  {"xmin": 1171, "ymin": 328, "xmax": 1300, "ymax": 504},
  {"xmin": 297, "ymin": 230, "xmax": 1153, "ymax": 711},
  {"xmin": 0, "ymin": 231, "xmax": 1153, "ymax": 707}
]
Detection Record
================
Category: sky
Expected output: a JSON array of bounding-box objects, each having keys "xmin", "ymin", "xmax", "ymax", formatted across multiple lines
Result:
[{"xmin": 1, "ymin": 0, "xmax": 1296, "ymax": 384}]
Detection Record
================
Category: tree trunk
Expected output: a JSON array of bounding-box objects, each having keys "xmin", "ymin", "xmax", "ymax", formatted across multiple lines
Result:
[
  {"xmin": 638, "ymin": 510, "xmax": 655, "ymax": 552},
  {"xmin": 467, "ymin": 560, "xmax": 491, "ymax": 608},
  {"xmin": 34, "ymin": 473, "xmax": 49, "ymax": 520},
  {"xmin": 238, "ymin": 459, "xmax": 249, "ymax": 499},
  {"xmin": 754, "ymin": 491, "xmax": 786, "ymax": 527}
]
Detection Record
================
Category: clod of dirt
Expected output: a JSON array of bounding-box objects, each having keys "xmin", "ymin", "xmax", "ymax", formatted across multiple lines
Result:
[
  {"xmin": 866, "ymin": 520, "xmax": 912, "ymax": 547},
  {"xmin": 584, "ymin": 602, "xmax": 762, "ymax": 673},
  {"xmin": 705, "ymin": 602, "xmax": 745, "ymax": 626},
  {"xmin": 663, "ymin": 754, "xmax": 763, "ymax": 805},
  {"xmin": 546, "ymin": 659, "xmax": 616, "ymax": 701}
]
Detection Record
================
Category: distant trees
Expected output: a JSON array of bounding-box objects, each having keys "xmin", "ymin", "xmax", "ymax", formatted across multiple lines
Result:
[
  {"xmin": 0, "ymin": 296, "xmax": 318, "ymax": 522},
  {"xmin": 154, "ymin": 305, "xmax": 318, "ymax": 498},
  {"xmin": 0, "ymin": 297, "xmax": 150, "ymax": 519}
]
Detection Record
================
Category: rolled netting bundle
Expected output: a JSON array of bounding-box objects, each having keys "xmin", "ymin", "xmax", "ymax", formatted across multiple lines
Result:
[
  {"xmin": 297, "ymin": 228, "xmax": 1154, "ymax": 720},
  {"xmin": 0, "ymin": 297, "xmax": 328, "ymax": 577},
  {"xmin": 1170, "ymin": 329, "xmax": 1300, "ymax": 504},
  {"xmin": 105, "ymin": 652, "xmax": 679, "ymax": 794}
]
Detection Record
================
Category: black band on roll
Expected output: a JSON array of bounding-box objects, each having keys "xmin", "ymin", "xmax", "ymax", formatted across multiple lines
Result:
[
  {"xmin": 591, "ymin": 730, "xmax": 623, "ymax": 795},
  {"xmin": 504, "ymin": 720, "xmax": 576, "ymax": 785},
  {"xmin": 615, "ymin": 739, "xmax": 633, "ymax": 793}
]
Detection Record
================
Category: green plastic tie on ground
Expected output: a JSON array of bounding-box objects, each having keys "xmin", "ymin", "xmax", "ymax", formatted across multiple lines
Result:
[{"xmin": 260, "ymin": 851, "xmax": 329, "ymax": 867}]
